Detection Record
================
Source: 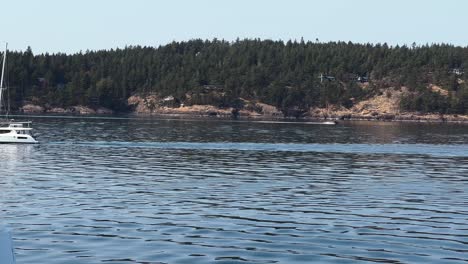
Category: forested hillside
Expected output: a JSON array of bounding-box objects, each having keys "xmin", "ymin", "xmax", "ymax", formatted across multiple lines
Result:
[{"xmin": 4, "ymin": 39, "xmax": 468, "ymax": 116}]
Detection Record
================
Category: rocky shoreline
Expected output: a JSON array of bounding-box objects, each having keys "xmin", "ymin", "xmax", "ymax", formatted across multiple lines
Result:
[
  {"xmin": 129, "ymin": 110, "xmax": 468, "ymax": 123},
  {"xmin": 124, "ymin": 95, "xmax": 468, "ymax": 122},
  {"xmin": 21, "ymin": 104, "xmax": 114, "ymax": 115},
  {"xmin": 17, "ymin": 93, "xmax": 468, "ymax": 123},
  {"xmin": 17, "ymin": 104, "xmax": 468, "ymax": 123}
]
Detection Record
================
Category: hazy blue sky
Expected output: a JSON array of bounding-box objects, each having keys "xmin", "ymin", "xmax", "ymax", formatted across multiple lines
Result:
[{"xmin": 2, "ymin": 0, "xmax": 467, "ymax": 54}]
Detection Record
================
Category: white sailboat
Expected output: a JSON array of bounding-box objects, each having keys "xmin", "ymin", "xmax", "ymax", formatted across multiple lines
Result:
[{"xmin": 0, "ymin": 43, "xmax": 38, "ymax": 144}]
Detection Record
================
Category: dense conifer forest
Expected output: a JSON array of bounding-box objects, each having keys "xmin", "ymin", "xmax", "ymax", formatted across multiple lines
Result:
[{"xmin": 3, "ymin": 39, "xmax": 468, "ymax": 115}]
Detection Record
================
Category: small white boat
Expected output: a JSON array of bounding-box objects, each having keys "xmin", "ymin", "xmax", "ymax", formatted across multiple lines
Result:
[
  {"xmin": 0, "ymin": 121, "xmax": 38, "ymax": 143},
  {"xmin": 321, "ymin": 121, "xmax": 338, "ymax": 125},
  {"xmin": 254, "ymin": 120, "xmax": 338, "ymax": 125},
  {"xmin": 0, "ymin": 43, "xmax": 38, "ymax": 144}
]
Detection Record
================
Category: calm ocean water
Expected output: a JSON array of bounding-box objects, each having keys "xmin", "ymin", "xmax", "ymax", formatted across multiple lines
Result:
[{"xmin": 1, "ymin": 117, "xmax": 467, "ymax": 263}]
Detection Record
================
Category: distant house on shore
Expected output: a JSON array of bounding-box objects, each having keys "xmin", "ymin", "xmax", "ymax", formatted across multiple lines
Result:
[
  {"xmin": 160, "ymin": 95, "xmax": 180, "ymax": 107},
  {"xmin": 319, "ymin": 73, "xmax": 336, "ymax": 83},
  {"xmin": 357, "ymin": 76, "xmax": 369, "ymax": 83},
  {"xmin": 162, "ymin": 95, "xmax": 175, "ymax": 102},
  {"xmin": 451, "ymin": 68, "xmax": 464, "ymax": 76}
]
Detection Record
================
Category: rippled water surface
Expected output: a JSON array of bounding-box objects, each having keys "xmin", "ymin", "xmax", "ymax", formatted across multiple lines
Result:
[{"xmin": 1, "ymin": 117, "xmax": 468, "ymax": 263}]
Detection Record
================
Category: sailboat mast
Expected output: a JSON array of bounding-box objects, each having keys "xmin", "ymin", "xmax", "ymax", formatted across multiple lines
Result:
[
  {"xmin": 0, "ymin": 43, "xmax": 6, "ymax": 89},
  {"xmin": 0, "ymin": 43, "xmax": 6, "ymax": 111},
  {"xmin": 0, "ymin": 43, "xmax": 8, "ymax": 112}
]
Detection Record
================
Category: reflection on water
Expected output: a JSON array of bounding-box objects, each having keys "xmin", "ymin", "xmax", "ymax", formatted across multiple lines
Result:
[
  {"xmin": 1, "ymin": 117, "xmax": 467, "ymax": 263},
  {"xmin": 0, "ymin": 145, "xmax": 34, "ymax": 191}
]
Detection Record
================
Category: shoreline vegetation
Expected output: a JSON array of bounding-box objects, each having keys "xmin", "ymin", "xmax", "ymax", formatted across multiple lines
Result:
[{"xmin": 4, "ymin": 39, "xmax": 468, "ymax": 122}]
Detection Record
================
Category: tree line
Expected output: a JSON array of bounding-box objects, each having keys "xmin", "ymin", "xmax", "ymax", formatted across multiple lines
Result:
[{"xmin": 4, "ymin": 39, "xmax": 468, "ymax": 114}]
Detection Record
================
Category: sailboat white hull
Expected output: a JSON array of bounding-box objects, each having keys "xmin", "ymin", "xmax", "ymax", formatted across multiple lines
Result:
[{"xmin": 0, "ymin": 133, "xmax": 37, "ymax": 143}]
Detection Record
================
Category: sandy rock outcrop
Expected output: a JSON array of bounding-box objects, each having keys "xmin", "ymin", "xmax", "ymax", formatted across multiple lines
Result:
[
  {"xmin": 128, "ymin": 95, "xmax": 159, "ymax": 113},
  {"xmin": 255, "ymin": 103, "xmax": 282, "ymax": 116},
  {"xmin": 68, "ymin": 106, "xmax": 96, "ymax": 114},
  {"xmin": 128, "ymin": 95, "xmax": 235, "ymax": 116},
  {"xmin": 48, "ymin": 107, "xmax": 67, "ymax": 113},
  {"xmin": 168, "ymin": 105, "xmax": 233, "ymax": 116},
  {"xmin": 21, "ymin": 104, "xmax": 45, "ymax": 113}
]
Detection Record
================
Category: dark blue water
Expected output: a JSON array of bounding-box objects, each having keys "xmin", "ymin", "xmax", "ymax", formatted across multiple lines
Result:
[{"xmin": 1, "ymin": 117, "xmax": 467, "ymax": 263}]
